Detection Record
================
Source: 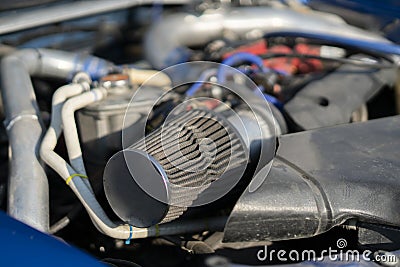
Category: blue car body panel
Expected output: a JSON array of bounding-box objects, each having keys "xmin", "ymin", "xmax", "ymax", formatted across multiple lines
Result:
[{"xmin": 0, "ymin": 211, "xmax": 104, "ymax": 267}]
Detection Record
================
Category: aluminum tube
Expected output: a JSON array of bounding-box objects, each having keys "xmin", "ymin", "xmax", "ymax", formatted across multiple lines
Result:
[
  {"xmin": 6, "ymin": 120, "xmax": 47, "ymax": 232},
  {"xmin": 144, "ymin": 6, "xmax": 389, "ymax": 69},
  {"xmin": 1, "ymin": 52, "xmax": 48, "ymax": 232},
  {"xmin": 1, "ymin": 48, "xmax": 111, "ymax": 231},
  {"xmin": 0, "ymin": 0, "xmax": 190, "ymax": 35}
]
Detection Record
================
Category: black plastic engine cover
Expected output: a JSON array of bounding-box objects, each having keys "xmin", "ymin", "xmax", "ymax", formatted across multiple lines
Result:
[
  {"xmin": 284, "ymin": 63, "xmax": 396, "ymax": 130},
  {"xmin": 223, "ymin": 115, "xmax": 400, "ymax": 242}
]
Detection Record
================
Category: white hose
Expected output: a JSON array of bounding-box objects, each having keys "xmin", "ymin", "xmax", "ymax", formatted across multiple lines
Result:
[
  {"xmin": 40, "ymin": 82, "xmax": 93, "ymax": 193},
  {"xmin": 41, "ymin": 86, "xmax": 133, "ymax": 239},
  {"xmin": 42, "ymin": 85, "xmax": 225, "ymax": 240},
  {"xmin": 40, "ymin": 83, "xmax": 88, "ymax": 174},
  {"xmin": 61, "ymin": 88, "xmax": 109, "ymax": 188}
]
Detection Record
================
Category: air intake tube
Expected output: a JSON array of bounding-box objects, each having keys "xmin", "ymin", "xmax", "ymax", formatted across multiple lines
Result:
[
  {"xmin": 144, "ymin": 6, "xmax": 389, "ymax": 69},
  {"xmin": 1, "ymin": 48, "xmax": 114, "ymax": 231}
]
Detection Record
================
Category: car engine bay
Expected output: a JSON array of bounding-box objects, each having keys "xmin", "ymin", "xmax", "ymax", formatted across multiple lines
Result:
[{"xmin": 0, "ymin": 1, "xmax": 400, "ymax": 267}]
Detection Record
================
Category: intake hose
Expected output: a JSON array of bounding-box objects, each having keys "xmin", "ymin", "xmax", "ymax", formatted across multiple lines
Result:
[
  {"xmin": 1, "ymin": 48, "xmax": 113, "ymax": 231},
  {"xmin": 144, "ymin": 6, "xmax": 389, "ymax": 69}
]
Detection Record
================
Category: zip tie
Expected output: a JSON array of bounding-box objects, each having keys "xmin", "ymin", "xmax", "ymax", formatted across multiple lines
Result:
[
  {"xmin": 5, "ymin": 115, "xmax": 38, "ymax": 131},
  {"xmin": 66, "ymin": 173, "xmax": 88, "ymax": 185},
  {"xmin": 125, "ymin": 225, "xmax": 133, "ymax": 245},
  {"xmin": 155, "ymin": 224, "xmax": 160, "ymax": 237}
]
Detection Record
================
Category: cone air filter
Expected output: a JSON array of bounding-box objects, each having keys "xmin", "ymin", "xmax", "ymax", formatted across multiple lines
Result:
[{"xmin": 103, "ymin": 108, "xmax": 248, "ymax": 228}]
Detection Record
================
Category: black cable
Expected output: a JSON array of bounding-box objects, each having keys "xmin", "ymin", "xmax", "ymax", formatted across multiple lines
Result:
[{"xmin": 102, "ymin": 258, "xmax": 142, "ymax": 267}]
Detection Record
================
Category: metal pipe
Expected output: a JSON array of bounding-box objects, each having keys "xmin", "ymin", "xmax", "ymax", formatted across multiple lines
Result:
[
  {"xmin": 1, "ymin": 48, "xmax": 112, "ymax": 232},
  {"xmin": 5, "ymin": 119, "xmax": 47, "ymax": 232},
  {"xmin": 2, "ymin": 51, "xmax": 48, "ymax": 232},
  {"xmin": 144, "ymin": 6, "xmax": 389, "ymax": 69},
  {"xmin": 0, "ymin": 0, "xmax": 190, "ymax": 35}
]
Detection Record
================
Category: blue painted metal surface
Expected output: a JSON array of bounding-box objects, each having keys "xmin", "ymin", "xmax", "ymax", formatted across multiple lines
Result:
[
  {"xmin": 303, "ymin": 0, "xmax": 400, "ymax": 43},
  {"xmin": 0, "ymin": 211, "xmax": 105, "ymax": 267},
  {"xmin": 305, "ymin": 0, "xmax": 400, "ymax": 19}
]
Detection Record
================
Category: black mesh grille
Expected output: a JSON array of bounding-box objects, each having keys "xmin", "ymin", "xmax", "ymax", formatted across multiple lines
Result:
[{"xmin": 131, "ymin": 109, "xmax": 247, "ymax": 223}]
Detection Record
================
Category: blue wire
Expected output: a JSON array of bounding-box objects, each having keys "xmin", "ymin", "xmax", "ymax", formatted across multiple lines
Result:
[
  {"xmin": 186, "ymin": 66, "xmax": 254, "ymax": 97},
  {"xmin": 185, "ymin": 69, "xmax": 219, "ymax": 97},
  {"xmin": 217, "ymin": 52, "xmax": 267, "ymax": 83},
  {"xmin": 187, "ymin": 52, "xmax": 289, "ymax": 97},
  {"xmin": 263, "ymin": 93, "xmax": 284, "ymax": 111},
  {"xmin": 187, "ymin": 52, "xmax": 285, "ymax": 111},
  {"xmin": 257, "ymin": 85, "xmax": 284, "ymax": 110},
  {"xmin": 186, "ymin": 82, "xmax": 203, "ymax": 97}
]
